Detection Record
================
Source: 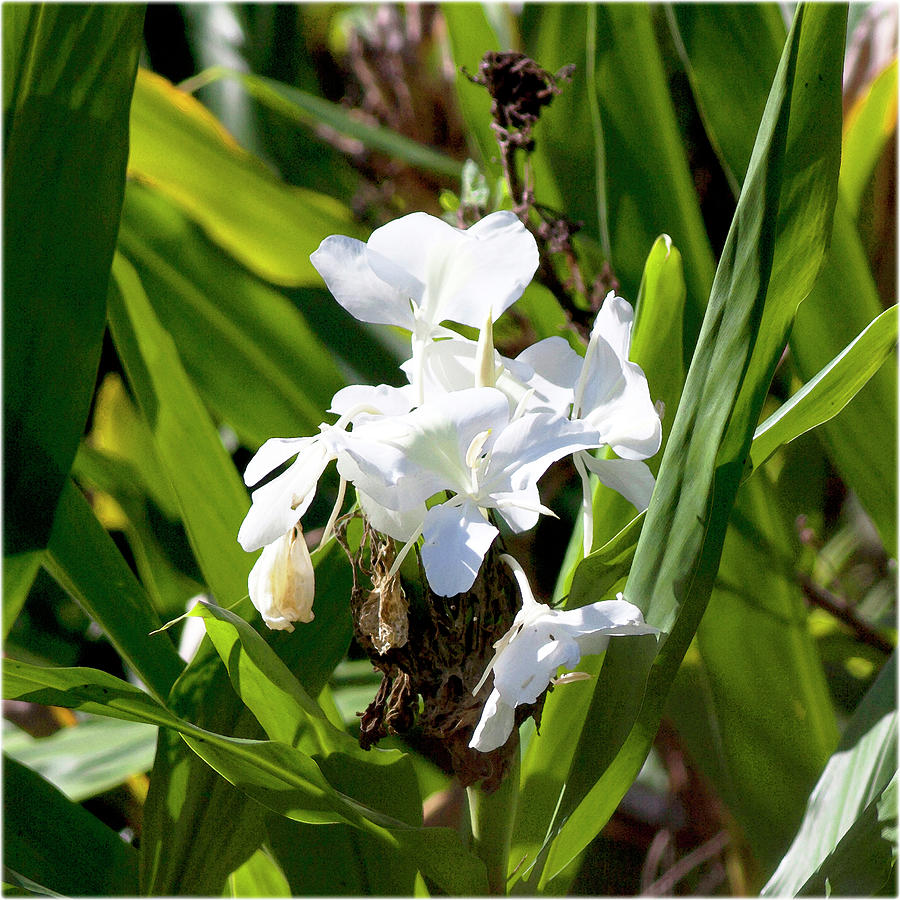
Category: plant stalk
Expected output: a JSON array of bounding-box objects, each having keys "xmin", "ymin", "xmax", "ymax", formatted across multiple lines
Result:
[{"xmin": 466, "ymin": 747, "xmax": 520, "ymax": 895}]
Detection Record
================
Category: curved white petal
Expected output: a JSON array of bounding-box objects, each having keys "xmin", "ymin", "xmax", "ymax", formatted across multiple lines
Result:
[
  {"xmin": 468, "ymin": 688, "xmax": 515, "ymax": 753},
  {"xmin": 311, "ymin": 235, "xmax": 415, "ymax": 330},
  {"xmin": 244, "ymin": 436, "xmax": 315, "ymax": 488},
  {"xmin": 357, "ymin": 489, "xmax": 426, "ymax": 542},
  {"xmin": 329, "ymin": 383, "xmax": 416, "ymax": 420},
  {"xmin": 367, "ymin": 211, "xmax": 538, "ymax": 331},
  {"xmin": 578, "ymin": 295, "xmax": 661, "ymax": 460},
  {"xmin": 238, "ymin": 442, "xmax": 332, "ymax": 551},
  {"xmin": 516, "ymin": 336, "xmax": 582, "ymax": 411},
  {"xmin": 578, "ymin": 453, "xmax": 656, "ymax": 511},
  {"xmin": 420, "ymin": 500, "xmax": 498, "ymax": 596}
]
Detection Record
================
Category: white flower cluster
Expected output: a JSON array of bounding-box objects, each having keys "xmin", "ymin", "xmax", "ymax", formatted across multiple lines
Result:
[{"xmin": 237, "ymin": 210, "xmax": 661, "ymax": 751}]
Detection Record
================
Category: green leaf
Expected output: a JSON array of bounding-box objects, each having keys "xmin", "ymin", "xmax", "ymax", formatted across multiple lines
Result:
[
  {"xmin": 534, "ymin": 5, "xmax": 846, "ymax": 887},
  {"xmin": 763, "ymin": 654, "xmax": 897, "ymax": 895},
  {"xmin": 3, "ymin": 756, "xmax": 139, "ymax": 897},
  {"xmin": 668, "ymin": 476, "xmax": 839, "ymax": 871},
  {"xmin": 193, "ymin": 601, "xmax": 424, "ymax": 827},
  {"xmin": 3, "ymin": 5, "xmax": 142, "ymax": 558},
  {"xmin": 128, "ymin": 68, "xmax": 359, "ymax": 286},
  {"xmin": 201, "ymin": 67, "xmax": 464, "ymax": 179},
  {"xmin": 840, "ymin": 59, "xmax": 897, "ymax": 216},
  {"xmin": 440, "ymin": 3, "xmax": 503, "ymax": 173},
  {"xmin": 521, "ymin": 4, "xmax": 716, "ymax": 345},
  {"xmin": 4, "ymin": 659, "xmax": 185, "ymax": 730},
  {"xmin": 42, "ymin": 479, "xmax": 185, "ymax": 702},
  {"xmin": 750, "ymin": 305, "xmax": 898, "ymax": 474},
  {"xmin": 117, "ymin": 180, "xmax": 347, "ymax": 448},
  {"xmin": 139, "ymin": 537, "xmax": 355, "ymax": 896},
  {"xmin": 3, "ymin": 716, "xmax": 156, "ymax": 803},
  {"xmin": 226, "ymin": 848, "xmax": 291, "ymax": 898},
  {"xmin": 107, "ymin": 252, "xmax": 251, "ymax": 607},
  {"xmin": 3, "ymin": 551, "xmax": 42, "ymax": 639},
  {"xmin": 670, "ymin": 3, "xmax": 897, "ymax": 552}
]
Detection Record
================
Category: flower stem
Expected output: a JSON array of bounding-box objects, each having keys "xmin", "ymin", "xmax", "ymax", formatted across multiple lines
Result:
[{"xmin": 466, "ymin": 747, "xmax": 520, "ymax": 895}]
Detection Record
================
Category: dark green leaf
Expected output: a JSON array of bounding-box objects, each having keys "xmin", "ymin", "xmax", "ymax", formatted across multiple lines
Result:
[
  {"xmin": 3, "ymin": 5, "xmax": 142, "ymax": 557},
  {"xmin": 42, "ymin": 479, "xmax": 184, "ymax": 702},
  {"xmin": 3, "ymin": 756, "xmax": 139, "ymax": 896}
]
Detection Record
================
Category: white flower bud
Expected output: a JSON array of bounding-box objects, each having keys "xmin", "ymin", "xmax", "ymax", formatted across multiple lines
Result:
[{"xmin": 248, "ymin": 526, "xmax": 315, "ymax": 632}]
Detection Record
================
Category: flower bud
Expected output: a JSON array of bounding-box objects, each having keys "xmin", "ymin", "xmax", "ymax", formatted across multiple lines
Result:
[{"xmin": 248, "ymin": 526, "xmax": 315, "ymax": 632}]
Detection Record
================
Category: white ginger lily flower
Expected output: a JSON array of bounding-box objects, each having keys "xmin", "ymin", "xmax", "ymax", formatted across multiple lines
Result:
[
  {"xmin": 469, "ymin": 555, "xmax": 659, "ymax": 753},
  {"xmin": 523, "ymin": 292, "xmax": 662, "ymax": 554},
  {"xmin": 332, "ymin": 387, "xmax": 601, "ymax": 596},
  {"xmin": 247, "ymin": 526, "xmax": 315, "ymax": 632},
  {"xmin": 310, "ymin": 211, "xmax": 539, "ymax": 400}
]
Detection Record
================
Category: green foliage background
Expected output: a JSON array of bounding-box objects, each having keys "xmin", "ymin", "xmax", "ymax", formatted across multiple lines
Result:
[{"xmin": 3, "ymin": 4, "xmax": 896, "ymax": 896}]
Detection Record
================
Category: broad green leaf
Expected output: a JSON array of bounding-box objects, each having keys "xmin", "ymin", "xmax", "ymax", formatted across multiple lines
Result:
[
  {"xmin": 791, "ymin": 206, "xmax": 897, "ymax": 554},
  {"xmin": 4, "ymin": 659, "xmax": 187, "ymax": 730},
  {"xmin": 763, "ymin": 654, "xmax": 897, "ymax": 895},
  {"xmin": 840, "ymin": 59, "xmax": 897, "ymax": 216},
  {"xmin": 670, "ymin": 3, "xmax": 896, "ymax": 552},
  {"xmin": 117, "ymin": 180, "xmax": 347, "ymax": 448},
  {"xmin": 521, "ymin": 4, "xmax": 716, "ymax": 347},
  {"xmin": 3, "ymin": 717, "xmax": 156, "ymax": 803},
  {"xmin": 42, "ymin": 479, "xmax": 184, "ymax": 702},
  {"xmin": 440, "ymin": 4, "xmax": 503, "ymax": 174},
  {"xmin": 533, "ymin": 6, "xmax": 845, "ymax": 887},
  {"xmin": 193, "ymin": 602, "xmax": 423, "ymax": 827},
  {"xmin": 107, "ymin": 253, "xmax": 251, "ymax": 607},
  {"xmin": 750, "ymin": 305, "xmax": 898, "ymax": 473},
  {"xmin": 669, "ymin": 476, "xmax": 839, "ymax": 871},
  {"xmin": 140, "ymin": 537, "xmax": 355, "ymax": 896},
  {"xmin": 226, "ymin": 848, "xmax": 291, "ymax": 898},
  {"xmin": 3, "ymin": 551, "xmax": 41, "ymax": 638},
  {"xmin": 201, "ymin": 67, "xmax": 464, "ymax": 179},
  {"xmin": 667, "ymin": 4, "xmax": 787, "ymax": 193},
  {"xmin": 128, "ymin": 68, "xmax": 359, "ymax": 286},
  {"xmin": 3, "ymin": 756, "xmax": 139, "ymax": 897},
  {"xmin": 3, "ymin": 5, "xmax": 142, "ymax": 559}
]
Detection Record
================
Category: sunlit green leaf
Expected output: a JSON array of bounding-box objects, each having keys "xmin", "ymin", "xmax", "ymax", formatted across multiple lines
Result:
[
  {"xmin": 3, "ymin": 717, "xmax": 156, "ymax": 803},
  {"xmin": 226, "ymin": 848, "xmax": 291, "ymax": 898},
  {"xmin": 840, "ymin": 59, "xmax": 897, "ymax": 216},
  {"xmin": 128, "ymin": 68, "xmax": 359, "ymax": 286},
  {"xmin": 532, "ymin": 6, "xmax": 845, "ymax": 888},
  {"xmin": 750, "ymin": 305, "xmax": 898, "ymax": 474},
  {"xmin": 763, "ymin": 654, "xmax": 897, "ymax": 895}
]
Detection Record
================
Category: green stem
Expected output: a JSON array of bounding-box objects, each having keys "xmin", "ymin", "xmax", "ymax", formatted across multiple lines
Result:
[{"xmin": 466, "ymin": 748, "xmax": 520, "ymax": 895}]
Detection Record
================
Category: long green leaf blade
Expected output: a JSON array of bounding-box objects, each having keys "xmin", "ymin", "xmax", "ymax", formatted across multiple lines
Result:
[{"xmin": 3, "ymin": 4, "xmax": 142, "ymax": 570}]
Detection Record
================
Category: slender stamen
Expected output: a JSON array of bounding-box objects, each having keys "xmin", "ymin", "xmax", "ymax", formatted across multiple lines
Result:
[
  {"xmin": 573, "ymin": 451, "xmax": 594, "ymax": 557},
  {"xmin": 386, "ymin": 521, "xmax": 425, "ymax": 579},
  {"xmin": 318, "ymin": 476, "xmax": 347, "ymax": 549}
]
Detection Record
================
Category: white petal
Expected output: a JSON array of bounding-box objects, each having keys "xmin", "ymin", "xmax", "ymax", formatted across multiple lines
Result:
[
  {"xmin": 516, "ymin": 336, "xmax": 582, "ymax": 410},
  {"xmin": 420, "ymin": 500, "xmax": 498, "ymax": 596},
  {"xmin": 311, "ymin": 235, "xmax": 415, "ymax": 330},
  {"xmin": 243, "ymin": 436, "xmax": 315, "ymax": 487},
  {"xmin": 329, "ymin": 383, "xmax": 416, "ymax": 419},
  {"xmin": 578, "ymin": 453, "xmax": 656, "ymax": 511},
  {"xmin": 357, "ymin": 489, "xmax": 426, "ymax": 542},
  {"xmin": 368, "ymin": 211, "xmax": 538, "ymax": 330},
  {"xmin": 469, "ymin": 688, "xmax": 515, "ymax": 753},
  {"xmin": 237, "ymin": 442, "xmax": 331, "ymax": 551},
  {"xmin": 553, "ymin": 597, "xmax": 659, "ymax": 657},
  {"xmin": 578, "ymin": 296, "xmax": 661, "ymax": 460}
]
